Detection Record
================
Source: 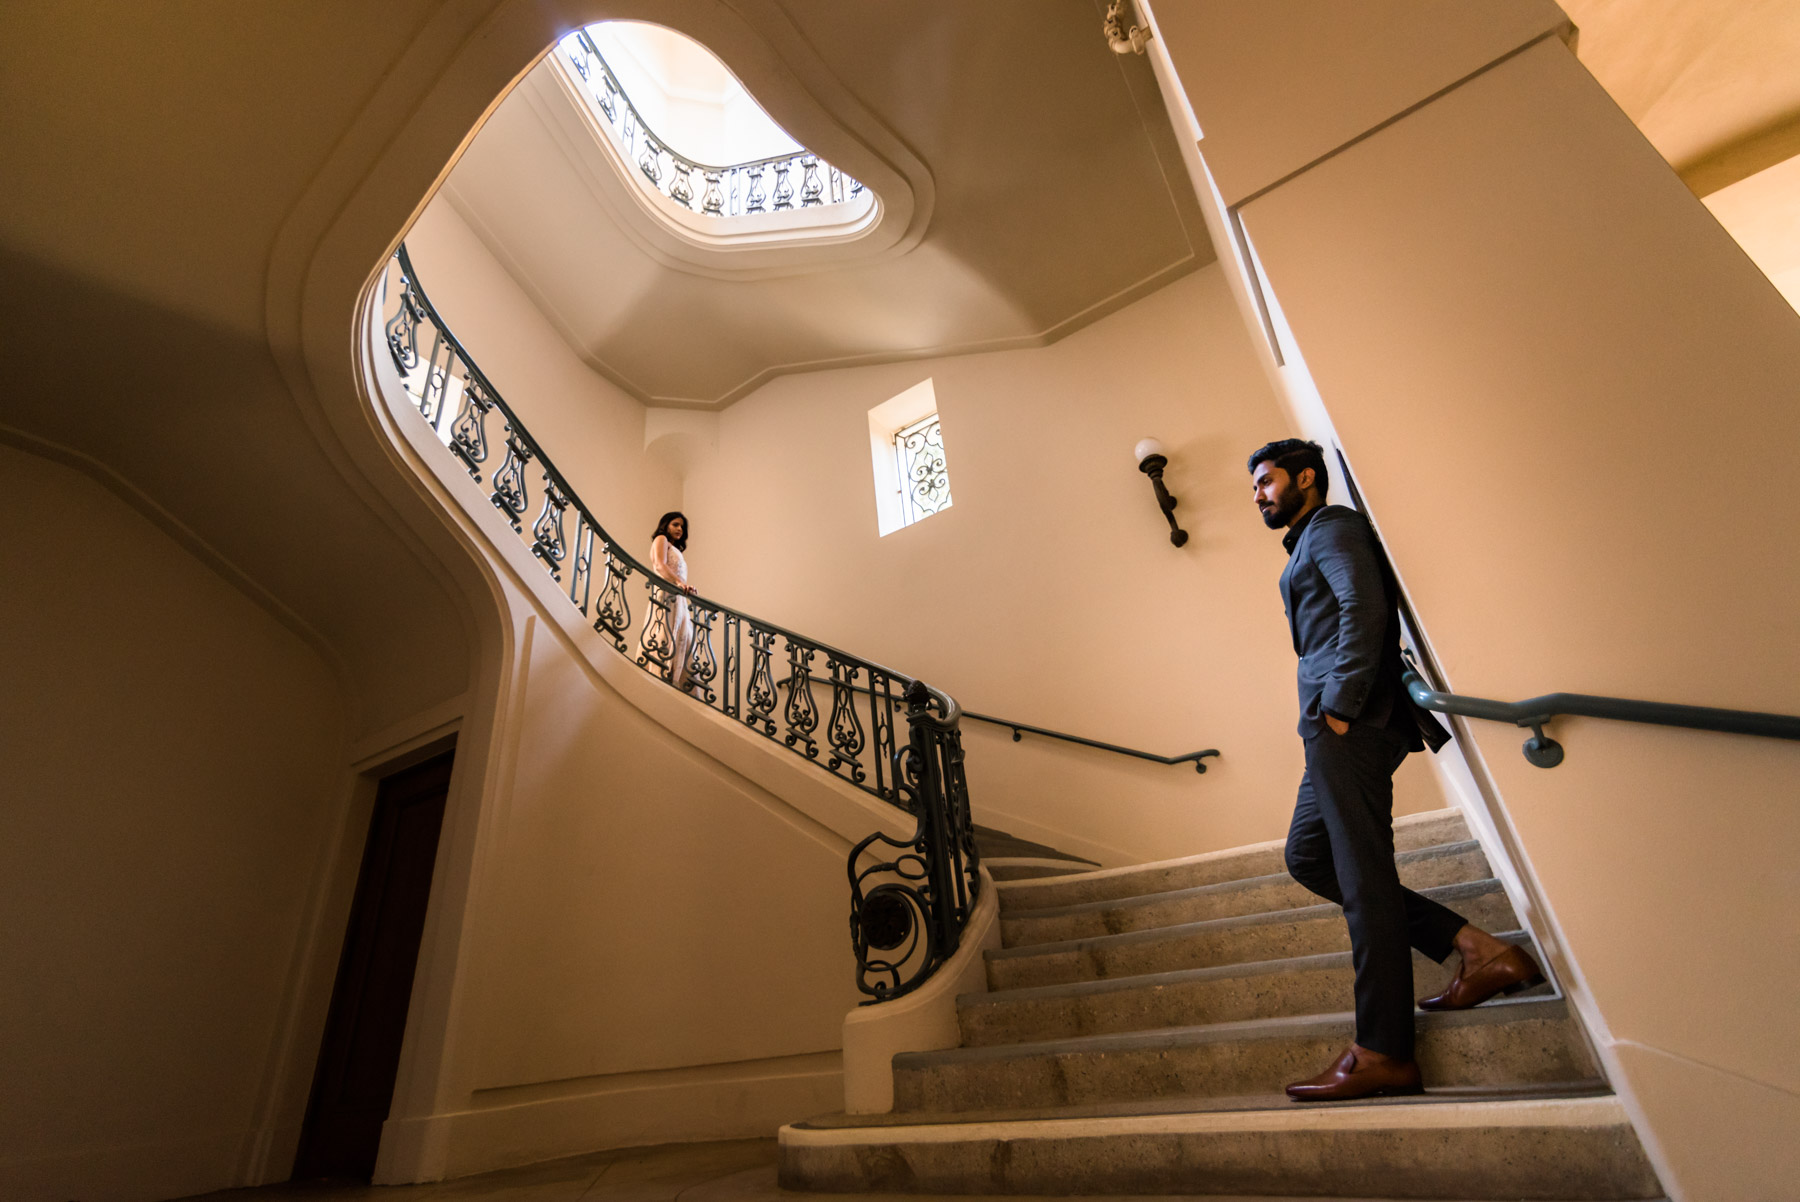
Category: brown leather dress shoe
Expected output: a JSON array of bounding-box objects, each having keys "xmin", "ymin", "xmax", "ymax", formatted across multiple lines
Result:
[
  {"xmin": 1418, "ymin": 944, "xmax": 1545, "ymax": 1011},
  {"xmin": 1285, "ymin": 1046, "xmax": 1423, "ymax": 1102}
]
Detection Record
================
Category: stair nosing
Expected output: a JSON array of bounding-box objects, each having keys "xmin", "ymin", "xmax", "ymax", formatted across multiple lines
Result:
[
  {"xmin": 1001, "ymin": 839, "xmax": 1484, "ymax": 924},
  {"xmin": 963, "ymin": 930, "xmax": 1534, "ymax": 1009},
  {"xmin": 986, "ymin": 852, "xmax": 1094, "ymax": 863},
  {"xmin": 789, "ymin": 1080, "xmax": 1618, "ymax": 1132},
  {"xmin": 898, "ymin": 993, "xmax": 1571, "ymax": 1069},
  {"xmin": 986, "ymin": 876, "xmax": 1508, "ymax": 963},
  {"xmin": 992, "ymin": 807, "xmax": 1468, "ymax": 899}
]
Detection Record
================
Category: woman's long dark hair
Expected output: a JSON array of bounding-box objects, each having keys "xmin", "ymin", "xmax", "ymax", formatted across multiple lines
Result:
[{"xmin": 652, "ymin": 510, "xmax": 689, "ymax": 551}]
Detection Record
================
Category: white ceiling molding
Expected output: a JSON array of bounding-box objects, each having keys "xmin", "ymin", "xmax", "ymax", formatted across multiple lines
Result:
[{"xmin": 678, "ymin": 253, "xmax": 1204, "ymax": 412}]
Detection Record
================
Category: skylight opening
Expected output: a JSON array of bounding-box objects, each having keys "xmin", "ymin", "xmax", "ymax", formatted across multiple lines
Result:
[
  {"xmin": 589, "ymin": 22, "xmax": 798, "ymax": 167},
  {"xmin": 556, "ymin": 22, "xmax": 871, "ymax": 223}
]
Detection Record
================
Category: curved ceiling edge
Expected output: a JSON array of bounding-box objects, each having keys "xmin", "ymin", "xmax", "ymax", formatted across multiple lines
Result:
[
  {"xmin": 523, "ymin": 1, "xmax": 935, "ymax": 281},
  {"xmin": 520, "ymin": 67, "xmax": 903, "ymax": 280},
  {"xmin": 637, "ymin": 254, "xmax": 1203, "ymax": 411}
]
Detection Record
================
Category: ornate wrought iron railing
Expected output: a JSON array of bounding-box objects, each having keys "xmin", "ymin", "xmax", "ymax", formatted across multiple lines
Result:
[
  {"xmin": 783, "ymin": 675, "xmax": 1220, "ymax": 774},
  {"xmin": 559, "ymin": 29, "xmax": 866, "ymax": 220},
  {"xmin": 379, "ymin": 244, "xmax": 974, "ymax": 1001}
]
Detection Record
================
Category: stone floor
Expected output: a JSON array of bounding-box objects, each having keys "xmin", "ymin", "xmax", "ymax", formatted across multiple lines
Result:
[{"xmin": 177, "ymin": 1137, "xmax": 1653, "ymax": 1202}]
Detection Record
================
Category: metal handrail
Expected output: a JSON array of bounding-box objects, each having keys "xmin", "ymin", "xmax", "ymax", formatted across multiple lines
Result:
[
  {"xmin": 777, "ymin": 674, "xmax": 1221, "ymax": 773},
  {"xmin": 561, "ymin": 29, "xmax": 864, "ymax": 218},
  {"xmin": 1402, "ymin": 655, "xmax": 1800, "ymax": 768},
  {"xmin": 963, "ymin": 711, "xmax": 1222, "ymax": 774},
  {"xmin": 381, "ymin": 244, "xmax": 976, "ymax": 1003}
]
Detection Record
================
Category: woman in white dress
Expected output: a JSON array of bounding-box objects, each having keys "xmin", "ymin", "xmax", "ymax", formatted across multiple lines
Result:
[{"xmin": 644, "ymin": 511, "xmax": 696, "ymax": 690}]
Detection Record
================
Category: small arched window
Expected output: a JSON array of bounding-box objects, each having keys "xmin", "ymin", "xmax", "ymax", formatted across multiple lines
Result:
[{"xmin": 867, "ymin": 380, "xmax": 953, "ymax": 535}]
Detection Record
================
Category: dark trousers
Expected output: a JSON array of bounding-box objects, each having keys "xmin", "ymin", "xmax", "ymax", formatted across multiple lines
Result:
[{"xmin": 1286, "ymin": 727, "xmax": 1468, "ymax": 1059}]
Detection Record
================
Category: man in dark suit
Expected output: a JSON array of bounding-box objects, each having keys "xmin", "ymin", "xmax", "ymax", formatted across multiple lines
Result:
[{"xmin": 1248, "ymin": 439, "xmax": 1542, "ymax": 1101}]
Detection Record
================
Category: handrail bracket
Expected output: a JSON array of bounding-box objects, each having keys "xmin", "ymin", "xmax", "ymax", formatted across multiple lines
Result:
[
  {"xmin": 1520, "ymin": 722, "xmax": 1565, "ymax": 769},
  {"xmin": 1401, "ymin": 650, "xmax": 1797, "ymax": 769}
]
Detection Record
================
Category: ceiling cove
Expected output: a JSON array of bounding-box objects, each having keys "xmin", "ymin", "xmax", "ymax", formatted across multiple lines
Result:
[{"xmin": 434, "ymin": 0, "xmax": 1212, "ymax": 409}]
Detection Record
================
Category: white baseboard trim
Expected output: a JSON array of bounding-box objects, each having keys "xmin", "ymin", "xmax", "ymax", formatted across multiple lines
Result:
[{"xmin": 375, "ymin": 1052, "xmax": 843, "ymax": 1183}]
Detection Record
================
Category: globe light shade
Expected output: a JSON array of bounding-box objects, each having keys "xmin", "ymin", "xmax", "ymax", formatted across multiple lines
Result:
[{"xmin": 1134, "ymin": 437, "xmax": 1166, "ymax": 467}]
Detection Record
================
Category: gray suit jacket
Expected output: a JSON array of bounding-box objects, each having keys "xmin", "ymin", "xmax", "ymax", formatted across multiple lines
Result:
[{"xmin": 1279, "ymin": 505, "xmax": 1447, "ymax": 750}]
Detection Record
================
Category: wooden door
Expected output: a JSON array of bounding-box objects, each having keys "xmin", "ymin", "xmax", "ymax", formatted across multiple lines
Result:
[{"xmin": 291, "ymin": 750, "xmax": 453, "ymax": 1180}]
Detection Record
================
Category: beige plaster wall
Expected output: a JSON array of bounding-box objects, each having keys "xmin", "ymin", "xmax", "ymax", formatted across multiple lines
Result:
[
  {"xmin": 681, "ymin": 265, "xmax": 1449, "ymax": 866},
  {"xmin": 1147, "ymin": 8, "xmax": 1800, "ymax": 1197},
  {"xmin": 405, "ymin": 181, "xmax": 1448, "ymax": 873},
  {"xmin": 464, "ymin": 601, "xmax": 863, "ymax": 1089},
  {"xmin": 403, "ymin": 197, "xmax": 682, "ymax": 550},
  {"xmin": 1149, "ymin": 0, "xmax": 1568, "ymax": 207},
  {"xmin": 1704, "ymin": 150, "xmax": 1800, "ymax": 313},
  {"xmin": 376, "ymin": 575, "xmax": 860, "ymax": 1179},
  {"xmin": 359, "ymin": 260, "xmax": 866, "ymax": 1181},
  {"xmin": 0, "ymin": 441, "xmax": 349, "ymax": 1202}
]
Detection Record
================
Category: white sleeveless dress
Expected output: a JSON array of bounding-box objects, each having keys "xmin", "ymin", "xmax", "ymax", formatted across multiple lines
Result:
[{"xmin": 645, "ymin": 534, "xmax": 693, "ymax": 690}]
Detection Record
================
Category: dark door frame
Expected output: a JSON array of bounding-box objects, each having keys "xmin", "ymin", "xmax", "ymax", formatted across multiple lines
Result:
[{"xmin": 291, "ymin": 747, "xmax": 455, "ymax": 1181}]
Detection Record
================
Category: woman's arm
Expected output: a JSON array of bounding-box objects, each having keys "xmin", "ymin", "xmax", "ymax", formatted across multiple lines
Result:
[
  {"xmin": 649, "ymin": 535, "xmax": 676, "ymax": 584},
  {"xmin": 649, "ymin": 535, "xmax": 695, "ymax": 593}
]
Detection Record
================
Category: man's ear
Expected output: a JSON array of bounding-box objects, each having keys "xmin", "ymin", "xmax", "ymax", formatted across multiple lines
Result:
[{"xmin": 1295, "ymin": 466, "xmax": 1315, "ymax": 495}]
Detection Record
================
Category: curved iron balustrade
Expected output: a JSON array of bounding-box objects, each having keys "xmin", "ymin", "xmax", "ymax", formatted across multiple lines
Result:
[
  {"xmin": 1401, "ymin": 653, "xmax": 1800, "ymax": 768},
  {"xmin": 561, "ymin": 30, "xmax": 866, "ymax": 220},
  {"xmin": 380, "ymin": 244, "xmax": 973, "ymax": 1001}
]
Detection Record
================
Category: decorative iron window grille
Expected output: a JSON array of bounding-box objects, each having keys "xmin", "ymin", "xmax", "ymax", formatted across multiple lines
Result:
[{"xmin": 893, "ymin": 414, "xmax": 952, "ymax": 528}]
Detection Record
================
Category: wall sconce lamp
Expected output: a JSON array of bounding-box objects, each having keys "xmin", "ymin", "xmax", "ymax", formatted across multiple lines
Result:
[{"xmin": 1135, "ymin": 438, "xmax": 1189, "ymax": 547}]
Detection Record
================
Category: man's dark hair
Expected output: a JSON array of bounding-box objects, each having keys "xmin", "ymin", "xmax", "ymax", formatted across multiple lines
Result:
[{"xmin": 1247, "ymin": 438, "xmax": 1329, "ymax": 500}]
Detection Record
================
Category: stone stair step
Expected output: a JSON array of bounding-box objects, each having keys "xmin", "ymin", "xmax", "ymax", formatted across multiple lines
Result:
[
  {"xmin": 961, "ymin": 932, "xmax": 1544, "ymax": 1047},
  {"xmin": 778, "ymin": 1092, "xmax": 1661, "ymax": 1198},
  {"xmin": 798, "ymin": 1079, "xmax": 1614, "ymax": 1130},
  {"xmin": 1002, "ymin": 841, "xmax": 1489, "ymax": 947},
  {"xmin": 988, "ymin": 878, "xmax": 1517, "ymax": 991},
  {"xmin": 996, "ymin": 808, "xmax": 1470, "ymax": 914},
  {"xmin": 894, "ymin": 996, "xmax": 1594, "ymax": 1113},
  {"xmin": 988, "ymin": 859, "xmax": 1094, "ymax": 882}
]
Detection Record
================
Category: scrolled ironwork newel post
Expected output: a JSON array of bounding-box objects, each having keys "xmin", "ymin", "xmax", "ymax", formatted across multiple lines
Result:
[
  {"xmin": 908, "ymin": 682, "xmax": 960, "ymax": 961},
  {"xmin": 846, "ymin": 681, "xmax": 980, "ymax": 1003}
]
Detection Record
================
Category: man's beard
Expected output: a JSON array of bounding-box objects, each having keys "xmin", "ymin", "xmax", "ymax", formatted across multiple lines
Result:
[{"xmin": 1259, "ymin": 490, "xmax": 1306, "ymax": 529}]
